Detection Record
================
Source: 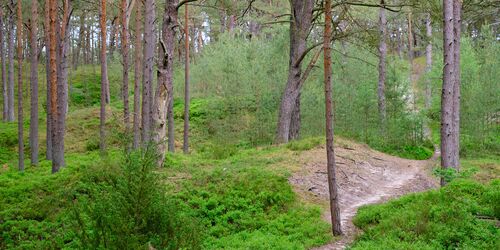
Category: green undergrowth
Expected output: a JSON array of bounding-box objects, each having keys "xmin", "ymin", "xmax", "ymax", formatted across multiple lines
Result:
[
  {"xmin": 0, "ymin": 143, "xmax": 331, "ymax": 249},
  {"xmin": 351, "ymin": 178, "xmax": 500, "ymax": 250}
]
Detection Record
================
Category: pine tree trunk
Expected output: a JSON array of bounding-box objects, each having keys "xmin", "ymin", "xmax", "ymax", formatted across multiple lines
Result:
[
  {"xmin": 451, "ymin": 0, "xmax": 462, "ymax": 170},
  {"xmin": 17, "ymin": 0, "xmax": 24, "ymax": 171},
  {"xmin": 99, "ymin": 0, "xmax": 108, "ymax": 153},
  {"xmin": 44, "ymin": 1, "xmax": 52, "ymax": 160},
  {"xmin": 7, "ymin": 14, "xmax": 15, "ymax": 122},
  {"xmin": 324, "ymin": 0, "xmax": 342, "ymax": 236},
  {"xmin": 153, "ymin": 0, "xmax": 176, "ymax": 164},
  {"xmin": 56, "ymin": 0, "xmax": 71, "ymax": 167},
  {"xmin": 425, "ymin": 13, "xmax": 432, "ymax": 109},
  {"xmin": 48, "ymin": 0, "xmax": 61, "ymax": 173},
  {"xmin": 133, "ymin": 1, "xmax": 142, "ymax": 149},
  {"xmin": 109, "ymin": 17, "xmax": 117, "ymax": 60},
  {"xmin": 74, "ymin": 13, "xmax": 85, "ymax": 69},
  {"xmin": 441, "ymin": 0, "xmax": 455, "ymax": 186},
  {"xmin": 121, "ymin": 0, "xmax": 130, "ymax": 138},
  {"xmin": 183, "ymin": 4, "xmax": 190, "ymax": 154},
  {"xmin": 0, "ymin": 9, "xmax": 7, "ymax": 121},
  {"xmin": 29, "ymin": 0, "xmax": 39, "ymax": 166},
  {"xmin": 276, "ymin": 0, "xmax": 313, "ymax": 143},
  {"xmin": 142, "ymin": 0, "xmax": 155, "ymax": 144},
  {"xmin": 378, "ymin": 0, "xmax": 387, "ymax": 123}
]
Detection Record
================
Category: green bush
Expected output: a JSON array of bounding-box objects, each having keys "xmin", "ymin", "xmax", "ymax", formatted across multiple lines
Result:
[
  {"xmin": 352, "ymin": 179, "xmax": 500, "ymax": 249},
  {"xmin": 71, "ymin": 148, "xmax": 203, "ymax": 249},
  {"xmin": 176, "ymin": 166, "xmax": 332, "ymax": 248}
]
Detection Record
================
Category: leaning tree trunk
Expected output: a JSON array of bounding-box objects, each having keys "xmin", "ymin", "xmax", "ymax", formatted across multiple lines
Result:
[
  {"xmin": 133, "ymin": 0, "xmax": 142, "ymax": 149},
  {"xmin": 378, "ymin": 0, "xmax": 387, "ymax": 123},
  {"xmin": 1, "ymin": 9, "xmax": 7, "ymax": 121},
  {"xmin": 324, "ymin": 0, "xmax": 342, "ymax": 236},
  {"xmin": 142, "ymin": 0, "xmax": 155, "ymax": 144},
  {"xmin": 99, "ymin": 0, "xmax": 108, "ymax": 153},
  {"xmin": 276, "ymin": 0, "xmax": 313, "ymax": 143},
  {"xmin": 451, "ymin": 0, "xmax": 462, "ymax": 170},
  {"xmin": 29, "ymin": 0, "xmax": 39, "ymax": 166},
  {"xmin": 7, "ymin": 14, "xmax": 15, "ymax": 122},
  {"xmin": 17, "ymin": 0, "xmax": 24, "ymax": 171},
  {"xmin": 440, "ymin": 0, "xmax": 455, "ymax": 186},
  {"xmin": 153, "ymin": 0, "xmax": 177, "ymax": 165}
]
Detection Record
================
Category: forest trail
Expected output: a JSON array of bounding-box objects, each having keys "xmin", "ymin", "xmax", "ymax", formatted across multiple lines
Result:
[{"xmin": 289, "ymin": 139, "xmax": 440, "ymax": 249}]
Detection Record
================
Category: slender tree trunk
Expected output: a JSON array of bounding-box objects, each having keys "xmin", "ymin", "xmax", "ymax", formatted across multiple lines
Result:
[
  {"xmin": 183, "ymin": 4, "xmax": 190, "ymax": 154},
  {"xmin": 451, "ymin": 0, "xmax": 462, "ymax": 170},
  {"xmin": 133, "ymin": 0, "xmax": 142, "ymax": 149},
  {"xmin": 425, "ymin": 13, "xmax": 432, "ymax": 109},
  {"xmin": 121, "ymin": 0, "xmax": 131, "ymax": 139},
  {"xmin": 153, "ymin": 0, "xmax": 176, "ymax": 164},
  {"xmin": 100, "ymin": 0, "xmax": 108, "ymax": 153},
  {"xmin": 441, "ymin": 0, "xmax": 455, "ymax": 186},
  {"xmin": 29, "ymin": 0, "xmax": 39, "ymax": 166},
  {"xmin": 109, "ymin": 16, "xmax": 118, "ymax": 60},
  {"xmin": 276, "ymin": 0, "xmax": 313, "ymax": 143},
  {"xmin": 74, "ymin": 13, "xmax": 85, "ymax": 69},
  {"xmin": 17, "ymin": 0, "xmax": 24, "ymax": 171},
  {"xmin": 45, "ymin": 0, "xmax": 52, "ymax": 160},
  {"xmin": 142, "ymin": 0, "xmax": 155, "ymax": 144},
  {"xmin": 378, "ymin": 0, "xmax": 387, "ymax": 123},
  {"xmin": 407, "ymin": 12, "xmax": 413, "ymax": 63},
  {"xmin": 0, "ymin": 9, "xmax": 7, "ymax": 121},
  {"xmin": 7, "ymin": 14, "xmax": 15, "ymax": 122},
  {"xmin": 324, "ymin": 0, "xmax": 342, "ymax": 236},
  {"xmin": 56, "ymin": 0, "xmax": 71, "ymax": 167},
  {"xmin": 48, "ymin": 0, "xmax": 61, "ymax": 173}
]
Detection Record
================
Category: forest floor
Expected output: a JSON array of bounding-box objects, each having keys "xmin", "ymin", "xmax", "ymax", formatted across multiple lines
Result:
[{"xmin": 289, "ymin": 138, "xmax": 440, "ymax": 249}]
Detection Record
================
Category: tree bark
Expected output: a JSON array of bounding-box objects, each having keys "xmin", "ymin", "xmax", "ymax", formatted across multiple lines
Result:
[
  {"xmin": 183, "ymin": 4, "xmax": 190, "ymax": 154},
  {"xmin": 276, "ymin": 0, "xmax": 313, "ymax": 143},
  {"xmin": 425, "ymin": 13, "xmax": 432, "ymax": 109},
  {"xmin": 121, "ymin": 0, "xmax": 131, "ymax": 139},
  {"xmin": 407, "ymin": 12, "xmax": 413, "ymax": 62},
  {"xmin": 451, "ymin": 0, "xmax": 462, "ymax": 170},
  {"xmin": 100, "ymin": 0, "xmax": 108, "ymax": 153},
  {"xmin": 142, "ymin": 0, "xmax": 155, "ymax": 144},
  {"xmin": 73, "ymin": 13, "xmax": 85, "ymax": 69},
  {"xmin": 153, "ymin": 0, "xmax": 177, "ymax": 165},
  {"xmin": 109, "ymin": 16, "xmax": 118, "ymax": 60},
  {"xmin": 378, "ymin": 0, "xmax": 387, "ymax": 123},
  {"xmin": 7, "ymin": 13, "xmax": 15, "ymax": 122},
  {"xmin": 0, "ymin": 9, "xmax": 7, "ymax": 121},
  {"xmin": 324, "ymin": 0, "xmax": 342, "ymax": 236},
  {"xmin": 29, "ymin": 0, "xmax": 39, "ymax": 166},
  {"xmin": 441, "ymin": 0, "xmax": 455, "ymax": 186},
  {"xmin": 44, "ymin": 0, "xmax": 52, "ymax": 160},
  {"xmin": 17, "ymin": 0, "xmax": 24, "ymax": 171},
  {"xmin": 133, "ymin": 0, "xmax": 142, "ymax": 149}
]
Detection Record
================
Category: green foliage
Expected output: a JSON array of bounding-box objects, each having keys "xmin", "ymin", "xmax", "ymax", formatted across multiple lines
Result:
[
  {"xmin": 72, "ymin": 148, "xmax": 203, "ymax": 249},
  {"xmin": 351, "ymin": 179, "xmax": 500, "ymax": 250},
  {"xmin": 177, "ymin": 30, "xmax": 432, "ymax": 159},
  {"xmin": 176, "ymin": 166, "xmax": 331, "ymax": 249},
  {"xmin": 428, "ymin": 33, "xmax": 500, "ymax": 157}
]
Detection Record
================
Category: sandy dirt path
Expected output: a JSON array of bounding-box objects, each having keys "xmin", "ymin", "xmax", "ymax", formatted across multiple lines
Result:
[{"xmin": 289, "ymin": 139, "xmax": 439, "ymax": 249}]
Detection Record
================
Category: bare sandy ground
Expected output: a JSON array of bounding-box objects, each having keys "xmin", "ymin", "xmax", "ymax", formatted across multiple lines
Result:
[{"xmin": 289, "ymin": 140, "xmax": 440, "ymax": 249}]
